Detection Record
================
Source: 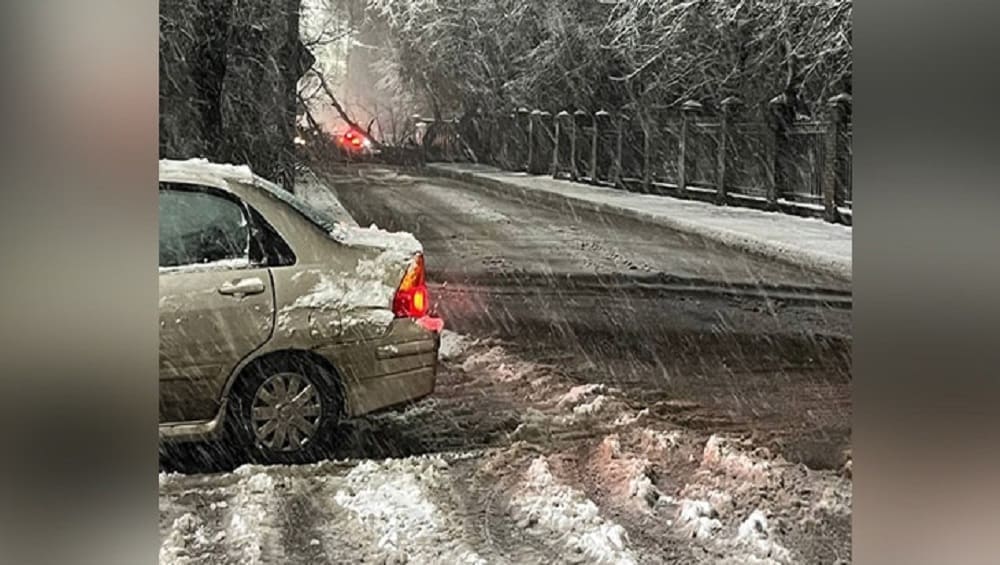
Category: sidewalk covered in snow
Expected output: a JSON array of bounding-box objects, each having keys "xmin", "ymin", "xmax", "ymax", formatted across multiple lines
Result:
[{"xmin": 428, "ymin": 163, "xmax": 852, "ymax": 282}]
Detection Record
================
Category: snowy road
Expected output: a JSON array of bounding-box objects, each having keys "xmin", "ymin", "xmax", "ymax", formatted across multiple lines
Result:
[
  {"xmin": 159, "ymin": 165, "xmax": 852, "ymax": 564},
  {"xmin": 327, "ymin": 166, "xmax": 851, "ymax": 470}
]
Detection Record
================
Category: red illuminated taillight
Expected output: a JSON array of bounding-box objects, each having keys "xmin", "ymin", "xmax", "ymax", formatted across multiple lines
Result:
[{"xmin": 392, "ymin": 253, "xmax": 429, "ymax": 318}]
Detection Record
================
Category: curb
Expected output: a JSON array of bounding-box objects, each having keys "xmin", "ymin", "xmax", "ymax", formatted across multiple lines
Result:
[{"xmin": 427, "ymin": 165, "xmax": 852, "ymax": 282}]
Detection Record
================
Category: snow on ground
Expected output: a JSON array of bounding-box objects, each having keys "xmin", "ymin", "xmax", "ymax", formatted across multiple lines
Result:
[
  {"xmin": 226, "ymin": 466, "xmax": 284, "ymax": 564},
  {"xmin": 701, "ymin": 434, "xmax": 775, "ymax": 483},
  {"xmin": 333, "ymin": 456, "xmax": 487, "ymax": 564},
  {"xmin": 160, "ymin": 512, "xmax": 214, "ymax": 565},
  {"xmin": 555, "ymin": 384, "xmax": 607, "ymax": 408},
  {"xmin": 438, "ymin": 329, "xmax": 476, "ymax": 361},
  {"xmin": 459, "ymin": 345, "xmax": 540, "ymax": 384},
  {"xmin": 512, "ymin": 456, "xmax": 638, "ymax": 565},
  {"xmin": 677, "ymin": 498, "xmax": 723, "ymax": 539}
]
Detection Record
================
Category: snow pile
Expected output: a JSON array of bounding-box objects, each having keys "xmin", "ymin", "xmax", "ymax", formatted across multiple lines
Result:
[
  {"xmin": 333, "ymin": 456, "xmax": 486, "ymax": 564},
  {"xmin": 227, "ymin": 467, "xmax": 282, "ymax": 564},
  {"xmin": 438, "ymin": 330, "xmax": 475, "ymax": 361},
  {"xmin": 734, "ymin": 509, "xmax": 791, "ymax": 563},
  {"xmin": 701, "ymin": 435, "xmax": 774, "ymax": 483},
  {"xmin": 460, "ymin": 345, "xmax": 538, "ymax": 383},
  {"xmin": 677, "ymin": 499, "xmax": 723, "ymax": 539},
  {"xmin": 277, "ymin": 250, "xmax": 407, "ymax": 334},
  {"xmin": 158, "ymin": 471, "xmax": 183, "ymax": 489},
  {"xmin": 641, "ymin": 428, "xmax": 682, "ymax": 451},
  {"xmin": 159, "ymin": 158, "xmax": 255, "ymax": 184},
  {"xmin": 512, "ymin": 457, "xmax": 638, "ymax": 565},
  {"xmin": 555, "ymin": 384, "xmax": 606, "ymax": 408},
  {"xmin": 330, "ymin": 222, "xmax": 422, "ymax": 256},
  {"xmin": 811, "ymin": 484, "xmax": 852, "ymax": 518},
  {"xmin": 160, "ymin": 512, "xmax": 213, "ymax": 565},
  {"xmin": 612, "ymin": 408, "xmax": 650, "ymax": 427},
  {"xmin": 627, "ymin": 467, "xmax": 661, "ymax": 510},
  {"xmin": 573, "ymin": 394, "xmax": 609, "ymax": 416}
]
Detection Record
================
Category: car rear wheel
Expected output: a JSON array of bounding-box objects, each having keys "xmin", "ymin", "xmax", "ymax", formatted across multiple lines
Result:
[{"xmin": 228, "ymin": 356, "xmax": 342, "ymax": 464}]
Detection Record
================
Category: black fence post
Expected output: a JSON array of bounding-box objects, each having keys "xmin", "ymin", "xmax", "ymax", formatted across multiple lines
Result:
[
  {"xmin": 554, "ymin": 111, "xmax": 570, "ymax": 179},
  {"xmin": 717, "ymin": 96, "xmax": 741, "ymax": 205},
  {"xmin": 641, "ymin": 110, "xmax": 652, "ymax": 193},
  {"xmin": 527, "ymin": 109, "xmax": 538, "ymax": 173},
  {"xmin": 517, "ymin": 107, "xmax": 531, "ymax": 171},
  {"xmin": 678, "ymin": 100, "xmax": 702, "ymax": 195},
  {"xmin": 824, "ymin": 93, "xmax": 852, "ymax": 223},
  {"xmin": 590, "ymin": 111, "xmax": 603, "ymax": 183},
  {"xmin": 613, "ymin": 112, "xmax": 626, "ymax": 187},
  {"xmin": 767, "ymin": 95, "xmax": 791, "ymax": 209}
]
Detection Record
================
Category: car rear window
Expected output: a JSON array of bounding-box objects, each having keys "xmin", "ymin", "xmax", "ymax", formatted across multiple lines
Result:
[{"xmin": 245, "ymin": 177, "xmax": 341, "ymax": 233}]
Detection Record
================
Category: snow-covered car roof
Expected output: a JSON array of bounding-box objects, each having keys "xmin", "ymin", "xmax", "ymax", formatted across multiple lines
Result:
[
  {"xmin": 160, "ymin": 158, "xmax": 267, "ymax": 188},
  {"xmin": 159, "ymin": 158, "xmax": 342, "ymax": 232},
  {"xmin": 159, "ymin": 158, "xmax": 422, "ymax": 256}
]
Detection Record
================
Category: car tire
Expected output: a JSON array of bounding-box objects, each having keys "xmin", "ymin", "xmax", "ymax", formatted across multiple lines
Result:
[{"xmin": 227, "ymin": 355, "xmax": 342, "ymax": 465}]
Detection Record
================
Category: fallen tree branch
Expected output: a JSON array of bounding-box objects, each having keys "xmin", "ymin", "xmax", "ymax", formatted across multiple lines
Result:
[{"xmin": 307, "ymin": 67, "xmax": 382, "ymax": 147}]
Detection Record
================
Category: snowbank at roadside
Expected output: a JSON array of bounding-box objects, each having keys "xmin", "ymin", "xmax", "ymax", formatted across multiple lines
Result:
[
  {"xmin": 512, "ymin": 456, "xmax": 638, "ymax": 565},
  {"xmin": 333, "ymin": 456, "xmax": 487, "ymax": 564}
]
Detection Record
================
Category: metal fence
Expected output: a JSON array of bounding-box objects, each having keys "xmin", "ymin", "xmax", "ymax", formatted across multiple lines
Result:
[{"xmin": 413, "ymin": 94, "xmax": 852, "ymax": 224}]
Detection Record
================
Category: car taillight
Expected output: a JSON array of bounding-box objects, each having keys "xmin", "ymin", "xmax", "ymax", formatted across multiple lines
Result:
[{"xmin": 392, "ymin": 253, "xmax": 429, "ymax": 318}]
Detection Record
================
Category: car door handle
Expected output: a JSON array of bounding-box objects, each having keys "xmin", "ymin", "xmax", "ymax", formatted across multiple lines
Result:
[{"xmin": 218, "ymin": 277, "xmax": 266, "ymax": 296}]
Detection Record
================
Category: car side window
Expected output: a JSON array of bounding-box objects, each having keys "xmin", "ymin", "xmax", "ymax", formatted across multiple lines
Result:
[{"xmin": 159, "ymin": 186, "xmax": 250, "ymax": 268}]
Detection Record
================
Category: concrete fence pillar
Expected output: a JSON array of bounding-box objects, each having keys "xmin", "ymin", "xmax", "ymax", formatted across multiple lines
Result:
[
  {"xmin": 572, "ymin": 110, "xmax": 587, "ymax": 181},
  {"xmin": 517, "ymin": 107, "xmax": 530, "ymax": 172},
  {"xmin": 554, "ymin": 111, "xmax": 571, "ymax": 179},
  {"xmin": 823, "ymin": 93, "xmax": 852, "ymax": 223},
  {"xmin": 591, "ymin": 110, "xmax": 606, "ymax": 183},
  {"xmin": 678, "ymin": 100, "xmax": 702, "ymax": 194}
]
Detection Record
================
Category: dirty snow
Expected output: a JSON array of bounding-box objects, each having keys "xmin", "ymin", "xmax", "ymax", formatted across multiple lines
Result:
[
  {"xmin": 735, "ymin": 509, "xmax": 792, "ymax": 562},
  {"xmin": 677, "ymin": 499, "xmax": 723, "ymax": 540},
  {"xmin": 702, "ymin": 434, "xmax": 774, "ymax": 482},
  {"xmin": 555, "ymin": 383, "xmax": 606, "ymax": 408},
  {"xmin": 512, "ymin": 457, "xmax": 638, "ymax": 565},
  {"xmin": 226, "ymin": 466, "xmax": 282, "ymax": 564},
  {"xmin": 438, "ymin": 329, "xmax": 475, "ymax": 361},
  {"xmin": 160, "ymin": 512, "xmax": 212, "ymax": 565},
  {"xmin": 333, "ymin": 456, "xmax": 486, "ymax": 564},
  {"xmin": 573, "ymin": 394, "xmax": 610, "ymax": 416}
]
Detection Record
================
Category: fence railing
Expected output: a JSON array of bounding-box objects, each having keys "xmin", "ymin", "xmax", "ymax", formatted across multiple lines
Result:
[{"xmin": 412, "ymin": 94, "xmax": 852, "ymax": 224}]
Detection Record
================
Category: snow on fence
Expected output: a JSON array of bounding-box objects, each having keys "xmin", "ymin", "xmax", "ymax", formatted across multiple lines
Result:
[{"xmin": 414, "ymin": 94, "xmax": 853, "ymax": 225}]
